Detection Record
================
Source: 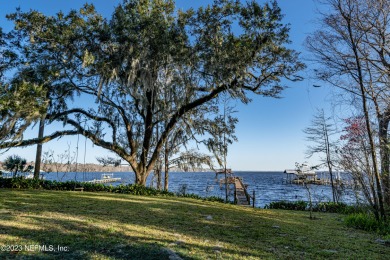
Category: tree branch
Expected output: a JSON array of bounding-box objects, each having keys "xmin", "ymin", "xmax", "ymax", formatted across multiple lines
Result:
[
  {"xmin": 146, "ymin": 79, "xmax": 235, "ymax": 172},
  {"xmin": 0, "ymin": 130, "xmax": 78, "ymax": 149}
]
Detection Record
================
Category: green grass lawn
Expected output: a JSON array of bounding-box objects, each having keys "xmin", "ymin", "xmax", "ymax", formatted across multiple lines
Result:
[{"xmin": 0, "ymin": 189, "xmax": 388, "ymax": 259}]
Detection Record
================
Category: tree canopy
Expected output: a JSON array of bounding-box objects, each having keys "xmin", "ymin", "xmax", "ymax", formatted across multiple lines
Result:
[{"xmin": 0, "ymin": 0, "xmax": 304, "ymax": 185}]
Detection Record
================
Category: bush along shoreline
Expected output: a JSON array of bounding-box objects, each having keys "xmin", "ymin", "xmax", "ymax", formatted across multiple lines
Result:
[
  {"xmin": 264, "ymin": 200, "xmax": 366, "ymax": 214},
  {"xmin": 265, "ymin": 200, "xmax": 390, "ymax": 237},
  {"xmin": 0, "ymin": 177, "xmax": 224, "ymax": 203}
]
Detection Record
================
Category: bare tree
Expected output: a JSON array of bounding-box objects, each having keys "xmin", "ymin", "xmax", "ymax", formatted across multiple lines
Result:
[
  {"xmin": 304, "ymin": 109, "xmax": 339, "ymax": 203},
  {"xmin": 307, "ymin": 0, "xmax": 387, "ymax": 220},
  {"xmin": 206, "ymin": 95, "xmax": 237, "ymax": 203},
  {"xmin": 351, "ymin": 0, "xmax": 390, "ymax": 206},
  {"xmin": 340, "ymin": 116, "xmax": 381, "ymax": 216},
  {"xmin": 41, "ymin": 145, "xmax": 76, "ymax": 181}
]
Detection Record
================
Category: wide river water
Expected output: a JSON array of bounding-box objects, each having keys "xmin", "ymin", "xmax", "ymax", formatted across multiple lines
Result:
[{"xmin": 41, "ymin": 171, "xmax": 358, "ymax": 208}]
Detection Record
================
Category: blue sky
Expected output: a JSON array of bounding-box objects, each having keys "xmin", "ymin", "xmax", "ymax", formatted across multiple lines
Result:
[{"xmin": 0, "ymin": 0, "xmax": 336, "ymax": 171}]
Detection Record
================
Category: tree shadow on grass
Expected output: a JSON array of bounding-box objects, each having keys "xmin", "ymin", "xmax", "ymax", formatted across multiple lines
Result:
[
  {"xmin": 1, "ymin": 189, "xmax": 389, "ymax": 259},
  {"xmin": 0, "ymin": 190, "xmax": 277, "ymax": 259},
  {"xmin": 0, "ymin": 225, "xmax": 179, "ymax": 260},
  {"xmin": 0, "ymin": 212, "xmax": 267, "ymax": 260}
]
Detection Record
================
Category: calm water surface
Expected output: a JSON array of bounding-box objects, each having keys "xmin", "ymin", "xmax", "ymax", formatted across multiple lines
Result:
[{"xmin": 41, "ymin": 171, "xmax": 357, "ymax": 208}]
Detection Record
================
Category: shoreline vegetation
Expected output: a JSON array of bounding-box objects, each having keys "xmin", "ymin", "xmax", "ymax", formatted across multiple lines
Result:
[
  {"xmin": 0, "ymin": 164, "xmax": 312, "ymax": 174},
  {"xmin": 0, "ymin": 162, "xmax": 211, "ymax": 173},
  {"xmin": 0, "ymin": 189, "xmax": 389, "ymax": 259},
  {"xmin": 0, "ymin": 164, "xmax": 343, "ymax": 174},
  {"xmin": 0, "ymin": 177, "xmax": 364, "ymax": 214}
]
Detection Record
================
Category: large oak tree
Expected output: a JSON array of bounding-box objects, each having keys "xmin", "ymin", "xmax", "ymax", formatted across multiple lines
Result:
[{"xmin": 1, "ymin": 0, "xmax": 304, "ymax": 185}]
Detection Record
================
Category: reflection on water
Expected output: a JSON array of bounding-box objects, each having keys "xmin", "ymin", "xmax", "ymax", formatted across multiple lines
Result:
[{"xmin": 42, "ymin": 171, "xmax": 358, "ymax": 208}]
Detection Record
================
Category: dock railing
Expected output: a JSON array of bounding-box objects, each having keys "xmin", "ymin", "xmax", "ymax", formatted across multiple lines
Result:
[
  {"xmin": 234, "ymin": 177, "xmax": 255, "ymax": 207},
  {"xmin": 244, "ymin": 189, "xmax": 256, "ymax": 208}
]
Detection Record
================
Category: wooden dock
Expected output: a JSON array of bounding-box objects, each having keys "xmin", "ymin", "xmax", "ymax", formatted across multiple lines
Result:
[
  {"xmin": 85, "ymin": 173, "xmax": 121, "ymax": 184},
  {"xmin": 86, "ymin": 177, "xmax": 121, "ymax": 184},
  {"xmin": 284, "ymin": 169, "xmax": 353, "ymax": 187},
  {"xmin": 234, "ymin": 177, "xmax": 251, "ymax": 206},
  {"xmin": 218, "ymin": 176, "xmax": 236, "ymax": 186},
  {"xmin": 215, "ymin": 170, "xmax": 254, "ymax": 207}
]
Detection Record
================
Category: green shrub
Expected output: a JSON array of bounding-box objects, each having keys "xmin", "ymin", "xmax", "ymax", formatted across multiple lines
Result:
[
  {"xmin": 312, "ymin": 202, "xmax": 367, "ymax": 214},
  {"xmin": 0, "ymin": 177, "xmax": 221, "ymax": 202},
  {"xmin": 345, "ymin": 213, "xmax": 381, "ymax": 232},
  {"xmin": 180, "ymin": 193, "xmax": 202, "ymax": 199},
  {"xmin": 264, "ymin": 200, "xmax": 307, "ymax": 211},
  {"xmin": 313, "ymin": 202, "xmax": 346, "ymax": 213},
  {"xmin": 342, "ymin": 205, "xmax": 367, "ymax": 215},
  {"xmin": 264, "ymin": 200, "xmax": 367, "ymax": 214}
]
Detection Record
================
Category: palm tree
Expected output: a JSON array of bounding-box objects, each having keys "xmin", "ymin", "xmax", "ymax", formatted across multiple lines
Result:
[{"xmin": 4, "ymin": 155, "xmax": 27, "ymax": 178}]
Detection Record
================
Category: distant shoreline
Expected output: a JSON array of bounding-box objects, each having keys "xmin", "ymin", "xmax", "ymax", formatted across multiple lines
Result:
[{"xmin": 39, "ymin": 170, "xmax": 287, "ymax": 174}]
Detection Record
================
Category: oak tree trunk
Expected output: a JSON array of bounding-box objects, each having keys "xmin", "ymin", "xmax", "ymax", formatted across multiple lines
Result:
[
  {"xmin": 164, "ymin": 144, "xmax": 169, "ymax": 191},
  {"xmin": 34, "ymin": 117, "xmax": 45, "ymax": 180},
  {"xmin": 379, "ymin": 116, "xmax": 390, "ymax": 206}
]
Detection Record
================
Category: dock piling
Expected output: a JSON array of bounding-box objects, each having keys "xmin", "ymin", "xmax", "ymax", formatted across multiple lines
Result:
[{"xmin": 252, "ymin": 190, "xmax": 255, "ymax": 208}]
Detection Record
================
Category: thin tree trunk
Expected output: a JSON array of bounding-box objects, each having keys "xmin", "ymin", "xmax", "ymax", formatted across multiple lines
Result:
[
  {"xmin": 305, "ymin": 182, "xmax": 313, "ymax": 219},
  {"xmin": 164, "ymin": 144, "xmax": 169, "ymax": 191},
  {"xmin": 328, "ymin": 162, "xmax": 336, "ymax": 203},
  {"xmin": 34, "ymin": 117, "xmax": 45, "ymax": 180},
  {"xmin": 359, "ymin": 80, "xmax": 385, "ymax": 220},
  {"xmin": 344, "ymin": 13, "xmax": 386, "ymax": 220},
  {"xmin": 157, "ymin": 168, "xmax": 162, "ymax": 190},
  {"xmin": 360, "ymin": 138, "xmax": 380, "ymax": 217},
  {"xmin": 324, "ymin": 119, "xmax": 336, "ymax": 203},
  {"xmin": 379, "ymin": 115, "xmax": 390, "ymax": 206},
  {"xmin": 155, "ymin": 125, "xmax": 162, "ymax": 190}
]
